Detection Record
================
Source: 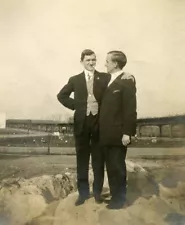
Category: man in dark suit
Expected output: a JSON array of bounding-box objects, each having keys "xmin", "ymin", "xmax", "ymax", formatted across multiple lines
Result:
[
  {"xmin": 99, "ymin": 51, "xmax": 137, "ymax": 209},
  {"xmin": 57, "ymin": 49, "xmax": 109, "ymax": 206}
]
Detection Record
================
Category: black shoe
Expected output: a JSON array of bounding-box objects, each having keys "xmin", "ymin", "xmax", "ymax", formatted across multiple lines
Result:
[
  {"xmin": 75, "ymin": 196, "xmax": 89, "ymax": 206},
  {"xmin": 94, "ymin": 195, "xmax": 104, "ymax": 204},
  {"xmin": 106, "ymin": 200, "xmax": 126, "ymax": 210}
]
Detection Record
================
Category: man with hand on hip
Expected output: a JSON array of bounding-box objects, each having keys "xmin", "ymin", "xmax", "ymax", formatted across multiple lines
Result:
[{"xmin": 57, "ymin": 49, "xmax": 110, "ymax": 206}]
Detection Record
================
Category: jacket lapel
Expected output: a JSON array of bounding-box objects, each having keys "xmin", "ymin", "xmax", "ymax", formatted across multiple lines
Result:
[
  {"xmin": 104, "ymin": 73, "xmax": 123, "ymax": 96},
  {"xmin": 79, "ymin": 72, "xmax": 88, "ymax": 99},
  {"xmin": 93, "ymin": 71, "xmax": 98, "ymax": 95},
  {"xmin": 93, "ymin": 70, "xmax": 101, "ymax": 101},
  {"xmin": 109, "ymin": 73, "xmax": 123, "ymax": 87}
]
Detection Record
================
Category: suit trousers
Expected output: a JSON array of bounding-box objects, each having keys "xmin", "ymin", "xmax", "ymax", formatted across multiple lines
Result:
[
  {"xmin": 103, "ymin": 145, "xmax": 127, "ymax": 202},
  {"xmin": 75, "ymin": 113, "xmax": 104, "ymax": 198}
]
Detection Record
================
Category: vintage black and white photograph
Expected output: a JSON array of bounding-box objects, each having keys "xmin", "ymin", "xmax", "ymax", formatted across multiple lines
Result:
[{"xmin": 0, "ymin": 0, "xmax": 185, "ymax": 224}]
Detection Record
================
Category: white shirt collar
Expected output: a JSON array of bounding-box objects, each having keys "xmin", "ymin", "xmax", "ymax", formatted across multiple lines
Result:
[
  {"xmin": 84, "ymin": 69, "xmax": 94, "ymax": 80},
  {"xmin": 108, "ymin": 70, "xmax": 123, "ymax": 86},
  {"xmin": 110, "ymin": 70, "xmax": 123, "ymax": 79}
]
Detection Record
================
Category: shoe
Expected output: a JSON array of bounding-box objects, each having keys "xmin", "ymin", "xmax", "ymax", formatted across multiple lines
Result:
[
  {"xmin": 94, "ymin": 195, "xmax": 104, "ymax": 204},
  {"xmin": 106, "ymin": 199, "xmax": 126, "ymax": 210},
  {"xmin": 75, "ymin": 196, "xmax": 89, "ymax": 206}
]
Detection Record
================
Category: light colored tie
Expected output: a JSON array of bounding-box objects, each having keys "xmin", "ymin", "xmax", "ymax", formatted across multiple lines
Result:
[{"xmin": 87, "ymin": 73, "xmax": 91, "ymax": 81}]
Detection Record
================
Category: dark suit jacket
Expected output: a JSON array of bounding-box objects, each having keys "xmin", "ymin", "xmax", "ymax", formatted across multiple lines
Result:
[
  {"xmin": 57, "ymin": 71, "xmax": 110, "ymax": 136},
  {"xmin": 99, "ymin": 73, "xmax": 137, "ymax": 146}
]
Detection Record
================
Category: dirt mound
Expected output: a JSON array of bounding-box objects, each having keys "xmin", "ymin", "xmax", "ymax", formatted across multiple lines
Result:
[
  {"xmin": 1, "ymin": 160, "xmax": 185, "ymax": 225},
  {"xmin": 32, "ymin": 180, "xmax": 185, "ymax": 225},
  {"xmin": 30, "ymin": 161, "xmax": 185, "ymax": 225},
  {"xmin": 0, "ymin": 173, "xmax": 76, "ymax": 225}
]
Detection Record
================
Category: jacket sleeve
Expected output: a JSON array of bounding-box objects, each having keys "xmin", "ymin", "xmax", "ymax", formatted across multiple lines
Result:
[
  {"xmin": 122, "ymin": 78, "xmax": 137, "ymax": 136},
  {"xmin": 57, "ymin": 77, "xmax": 75, "ymax": 111}
]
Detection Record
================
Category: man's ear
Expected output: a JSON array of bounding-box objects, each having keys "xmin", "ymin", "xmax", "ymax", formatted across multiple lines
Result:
[{"xmin": 114, "ymin": 61, "xmax": 118, "ymax": 69}]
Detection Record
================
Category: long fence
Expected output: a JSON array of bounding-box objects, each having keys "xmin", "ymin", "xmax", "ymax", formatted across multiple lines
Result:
[
  {"xmin": 6, "ymin": 115, "xmax": 185, "ymax": 138},
  {"xmin": 0, "ymin": 116, "xmax": 184, "ymax": 153}
]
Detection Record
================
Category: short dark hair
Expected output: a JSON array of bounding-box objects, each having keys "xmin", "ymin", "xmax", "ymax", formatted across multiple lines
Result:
[
  {"xmin": 108, "ymin": 51, "xmax": 127, "ymax": 69},
  {"xmin": 81, "ymin": 49, "xmax": 95, "ymax": 61}
]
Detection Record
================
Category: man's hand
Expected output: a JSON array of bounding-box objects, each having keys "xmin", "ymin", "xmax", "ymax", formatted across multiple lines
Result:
[
  {"xmin": 121, "ymin": 73, "xmax": 135, "ymax": 82},
  {"xmin": 122, "ymin": 134, "xmax": 130, "ymax": 146}
]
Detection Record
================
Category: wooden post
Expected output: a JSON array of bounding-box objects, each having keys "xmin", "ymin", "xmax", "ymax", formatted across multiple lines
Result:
[
  {"xmin": 159, "ymin": 125, "xmax": 162, "ymax": 137},
  {"xmin": 169, "ymin": 124, "xmax": 172, "ymax": 138},
  {"xmin": 137, "ymin": 125, "xmax": 141, "ymax": 137},
  {"xmin": 28, "ymin": 120, "xmax": 32, "ymax": 134},
  {"xmin": 47, "ymin": 133, "xmax": 52, "ymax": 155}
]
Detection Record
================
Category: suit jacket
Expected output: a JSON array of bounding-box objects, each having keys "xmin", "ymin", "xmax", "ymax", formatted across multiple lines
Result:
[
  {"xmin": 57, "ymin": 70, "xmax": 110, "ymax": 136},
  {"xmin": 99, "ymin": 72, "xmax": 137, "ymax": 146}
]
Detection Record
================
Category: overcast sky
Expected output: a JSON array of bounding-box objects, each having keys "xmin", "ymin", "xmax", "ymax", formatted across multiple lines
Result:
[{"xmin": 0, "ymin": 0, "xmax": 185, "ymax": 120}]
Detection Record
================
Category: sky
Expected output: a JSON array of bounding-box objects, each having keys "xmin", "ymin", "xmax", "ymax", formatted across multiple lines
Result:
[{"xmin": 0, "ymin": 0, "xmax": 185, "ymax": 120}]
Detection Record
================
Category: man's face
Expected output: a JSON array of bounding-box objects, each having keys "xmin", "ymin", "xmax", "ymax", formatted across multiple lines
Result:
[
  {"xmin": 105, "ymin": 53, "xmax": 116, "ymax": 74},
  {"xmin": 81, "ymin": 54, "xmax": 96, "ymax": 71}
]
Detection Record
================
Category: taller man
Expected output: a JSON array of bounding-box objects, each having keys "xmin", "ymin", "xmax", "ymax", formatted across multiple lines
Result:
[
  {"xmin": 57, "ymin": 49, "xmax": 110, "ymax": 206},
  {"xmin": 99, "ymin": 51, "xmax": 137, "ymax": 209}
]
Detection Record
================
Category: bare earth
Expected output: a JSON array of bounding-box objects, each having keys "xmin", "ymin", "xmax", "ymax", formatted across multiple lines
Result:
[
  {"xmin": 1, "ymin": 147, "xmax": 185, "ymax": 181},
  {"xmin": 1, "ymin": 147, "xmax": 185, "ymax": 225}
]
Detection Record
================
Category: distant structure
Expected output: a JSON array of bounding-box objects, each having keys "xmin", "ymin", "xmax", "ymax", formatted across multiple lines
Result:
[
  {"xmin": 0, "ymin": 112, "xmax": 6, "ymax": 128},
  {"xmin": 137, "ymin": 115, "xmax": 185, "ymax": 138},
  {"xmin": 6, "ymin": 114, "xmax": 185, "ymax": 138},
  {"xmin": 6, "ymin": 119, "xmax": 73, "ymax": 134}
]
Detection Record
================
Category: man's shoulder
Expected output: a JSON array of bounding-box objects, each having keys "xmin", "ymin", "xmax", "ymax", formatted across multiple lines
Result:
[
  {"xmin": 120, "ymin": 72, "xmax": 136, "ymax": 84},
  {"xmin": 119, "ymin": 72, "xmax": 136, "ymax": 91},
  {"xmin": 69, "ymin": 72, "xmax": 84, "ymax": 81}
]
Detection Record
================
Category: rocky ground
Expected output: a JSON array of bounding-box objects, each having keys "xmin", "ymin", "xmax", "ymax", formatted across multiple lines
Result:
[{"xmin": 1, "ymin": 148, "xmax": 185, "ymax": 225}]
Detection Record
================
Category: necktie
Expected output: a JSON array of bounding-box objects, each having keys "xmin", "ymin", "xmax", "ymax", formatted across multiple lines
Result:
[{"xmin": 87, "ymin": 73, "xmax": 91, "ymax": 81}]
